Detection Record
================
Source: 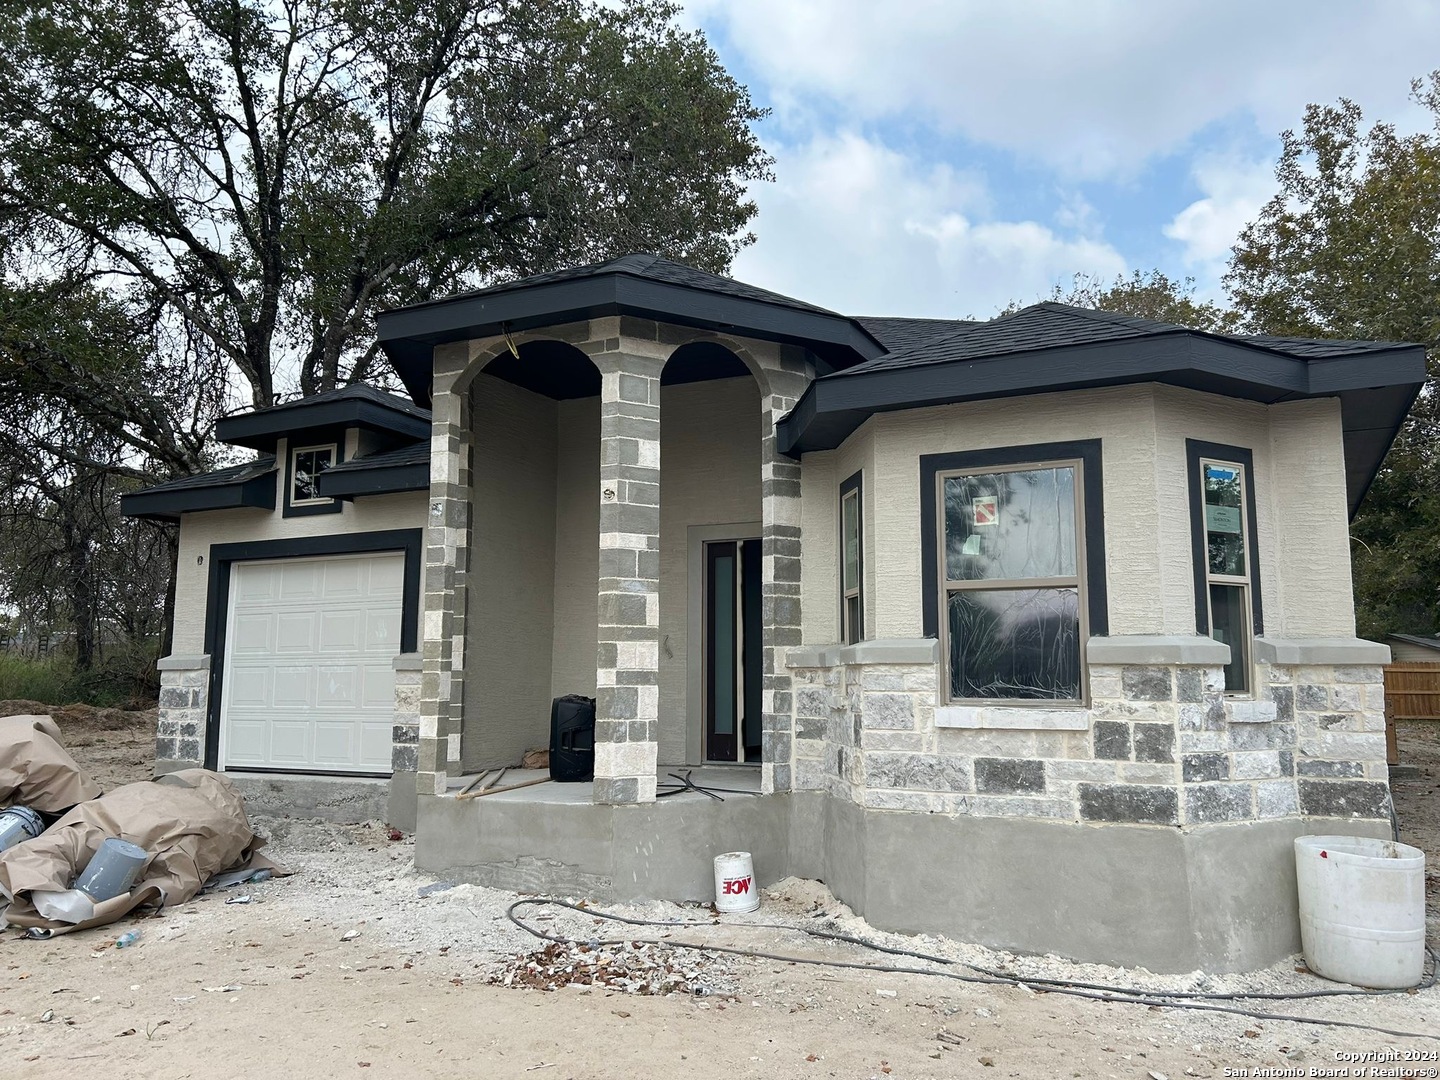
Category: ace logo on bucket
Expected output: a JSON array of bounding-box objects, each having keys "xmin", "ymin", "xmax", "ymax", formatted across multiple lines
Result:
[{"xmin": 714, "ymin": 851, "xmax": 760, "ymax": 912}]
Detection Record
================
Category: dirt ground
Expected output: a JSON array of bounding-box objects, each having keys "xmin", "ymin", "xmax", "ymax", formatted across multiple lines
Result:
[{"xmin": 3, "ymin": 706, "xmax": 1440, "ymax": 1079}]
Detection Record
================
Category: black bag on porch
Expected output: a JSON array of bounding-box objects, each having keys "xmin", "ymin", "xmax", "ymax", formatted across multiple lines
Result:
[{"xmin": 549, "ymin": 695, "xmax": 596, "ymax": 783}]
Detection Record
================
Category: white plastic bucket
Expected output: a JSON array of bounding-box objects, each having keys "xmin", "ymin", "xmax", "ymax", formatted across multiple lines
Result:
[
  {"xmin": 1295, "ymin": 834, "xmax": 1425, "ymax": 989},
  {"xmin": 714, "ymin": 851, "xmax": 759, "ymax": 913},
  {"xmin": 0, "ymin": 806, "xmax": 44, "ymax": 852}
]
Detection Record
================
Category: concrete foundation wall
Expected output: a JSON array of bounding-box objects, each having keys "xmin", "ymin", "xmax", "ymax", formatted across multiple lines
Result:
[
  {"xmin": 415, "ymin": 786, "xmax": 1390, "ymax": 973},
  {"xmin": 657, "ymin": 376, "xmax": 762, "ymax": 763},
  {"xmin": 464, "ymin": 374, "xmax": 559, "ymax": 770}
]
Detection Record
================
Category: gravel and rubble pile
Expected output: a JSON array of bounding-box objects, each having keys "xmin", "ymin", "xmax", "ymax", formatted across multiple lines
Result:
[{"xmin": 492, "ymin": 939, "xmax": 742, "ymax": 996}]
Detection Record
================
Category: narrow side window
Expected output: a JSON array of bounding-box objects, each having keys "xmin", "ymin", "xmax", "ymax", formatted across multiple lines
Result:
[
  {"xmin": 1199, "ymin": 458, "xmax": 1254, "ymax": 693},
  {"xmin": 840, "ymin": 470, "xmax": 863, "ymax": 645}
]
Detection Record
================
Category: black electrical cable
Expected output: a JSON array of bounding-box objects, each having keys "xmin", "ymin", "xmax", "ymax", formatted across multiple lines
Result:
[{"xmin": 505, "ymin": 897, "xmax": 1440, "ymax": 1042}]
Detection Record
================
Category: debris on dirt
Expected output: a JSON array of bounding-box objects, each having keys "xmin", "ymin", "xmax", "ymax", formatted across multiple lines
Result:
[{"xmin": 493, "ymin": 940, "xmax": 737, "ymax": 997}]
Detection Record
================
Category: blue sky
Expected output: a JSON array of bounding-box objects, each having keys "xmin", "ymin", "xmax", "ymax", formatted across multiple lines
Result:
[{"xmin": 681, "ymin": 0, "xmax": 1440, "ymax": 319}]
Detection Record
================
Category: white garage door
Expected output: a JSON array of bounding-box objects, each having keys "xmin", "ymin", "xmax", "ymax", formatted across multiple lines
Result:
[{"xmin": 220, "ymin": 552, "xmax": 404, "ymax": 773}]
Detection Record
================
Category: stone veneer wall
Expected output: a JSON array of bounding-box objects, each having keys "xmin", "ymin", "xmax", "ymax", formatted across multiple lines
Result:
[
  {"xmin": 154, "ymin": 654, "xmax": 210, "ymax": 770},
  {"xmin": 787, "ymin": 639, "xmax": 1391, "ymax": 827}
]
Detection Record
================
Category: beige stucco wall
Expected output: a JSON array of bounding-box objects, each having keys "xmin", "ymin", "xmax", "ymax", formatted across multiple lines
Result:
[
  {"xmin": 550, "ymin": 398, "xmax": 601, "ymax": 702},
  {"xmin": 170, "ymin": 435, "xmax": 425, "ymax": 655},
  {"xmin": 798, "ymin": 425, "xmax": 875, "ymax": 646},
  {"xmin": 797, "ymin": 383, "xmax": 1359, "ymax": 648},
  {"xmin": 656, "ymin": 376, "xmax": 762, "ymax": 763},
  {"xmin": 463, "ymin": 374, "xmax": 560, "ymax": 770}
]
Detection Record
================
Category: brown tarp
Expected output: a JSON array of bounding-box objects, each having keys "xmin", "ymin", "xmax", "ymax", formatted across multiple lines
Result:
[
  {"xmin": 0, "ymin": 714, "xmax": 103, "ymax": 813},
  {"xmin": 0, "ymin": 769, "xmax": 283, "ymax": 934}
]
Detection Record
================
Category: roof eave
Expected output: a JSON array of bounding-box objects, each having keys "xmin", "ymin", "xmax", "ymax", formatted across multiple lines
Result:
[
  {"xmin": 377, "ymin": 272, "xmax": 885, "ymax": 408},
  {"xmin": 216, "ymin": 399, "xmax": 431, "ymax": 451},
  {"xmin": 317, "ymin": 461, "xmax": 430, "ymax": 499},
  {"xmin": 119, "ymin": 470, "xmax": 277, "ymax": 521}
]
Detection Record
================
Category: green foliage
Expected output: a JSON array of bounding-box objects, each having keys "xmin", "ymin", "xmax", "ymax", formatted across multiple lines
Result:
[
  {"xmin": 1226, "ymin": 73, "xmax": 1440, "ymax": 637},
  {"xmin": 0, "ymin": 0, "xmax": 772, "ymax": 405},
  {"xmin": 0, "ymin": 653, "xmax": 72, "ymax": 704},
  {"xmin": 999, "ymin": 269, "xmax": 1238, "ymax": 332}
]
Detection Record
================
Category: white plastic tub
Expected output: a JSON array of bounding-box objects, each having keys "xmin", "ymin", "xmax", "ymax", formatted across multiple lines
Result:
[
  {"xmin": 1295, "ymin": 834, "xmax": 1425, "ymax": 989},
  {"xmin": 713, "ymin": 851, "xmax": 759, "ymax": 914}
]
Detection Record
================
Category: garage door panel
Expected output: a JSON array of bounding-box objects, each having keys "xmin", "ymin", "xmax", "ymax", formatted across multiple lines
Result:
[
  {"xmin": 270, "ymin": 666, "xmax": 314, "ymax": 709},
  {"xmin": 279, "ymin": 561, "xmax": 323, "ymax": 601},
  {"xmin": 364, "ymin": 609, "xmax": 401, "ymax": 652},
  {"xmin": 228, "ymin": 668, "xmax": 270, "ymax": 709},
  {"xmin": 267, "ymin": 721, "xmax": 313, "ymax": 766},
  {"xmin": 226, "ymin": 719, "xmax": 269, "ymax": 765},
  {"xmin": 222, "ymin": 551, "xmax": 404, "ymax": 774},
  {"xmin": 230, "ymin": 613, "xmax": 274, "ymax": 654},
  {"xmin": 318, "ymin": 610, "xmax": 364, "ymax": 652},
  {"xmin": 276, "ymin": 611, "xmax": 318, "ymax": 653},
  {"xmin": 316, "ymin": 665, "xmax": 360, "ymax": 708},
  {"xmin": 367, "ymin": 556, "xmax": 405, "ymax": 597},
  {"xmin": 312, "ymin": 721, "xmax": 358, "ymax": 767},
  {"xmin": 322, "ymin": 559, "xmax": 364, "ymax": 600}
]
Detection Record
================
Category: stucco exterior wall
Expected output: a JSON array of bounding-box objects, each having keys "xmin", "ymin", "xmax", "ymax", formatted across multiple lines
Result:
[
  {"xmin": 797, "ymin": 385, "xmax": 1358, "ymax": 651},
  {"xmin": 798, "ymin": 426, "xmax": 875, "ymax": 646},
  {"xmin": 463, "ymin": 374, "xmax": 560, "ymax": 770},
  {"xmin": 549, "ymin": 398, "xmax": 602, "ymax": 703},
  {"xmin": 656, "ymin": 376, "xmax": 762, "ymax": 763},
  {"xmin": 833, "ymin": 385, "xmax": 1165, "ymax": 639},
  {"xmin": 170, "ymin": 445, "xmax": 425, "ymax": 655}
]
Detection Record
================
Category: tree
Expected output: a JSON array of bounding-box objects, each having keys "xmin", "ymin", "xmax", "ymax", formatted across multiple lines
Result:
[
  {"xmin": 0, "ymin": 0, "xmax": 771, "ymax": 408},
  {"xmin": 1002, "ymin": 269, "xmax": 1238, "ymax": 332},
  {"xmin": 1226, "ymin": 74, "xmax": 1440, "ymax": 637}
]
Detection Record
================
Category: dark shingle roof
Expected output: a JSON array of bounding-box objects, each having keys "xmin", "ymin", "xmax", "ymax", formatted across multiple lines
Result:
[
  {"xmin": 404, "ymin": 253, "xmax": 840, "ymax": 319},
  {"xmin": 835, "ymin": 304, "xmax": 1419, "ymax": 377},
  {"xmin": 853, "ymin": 316, "xmax": 977, "ymax": 354},
  {"xmin": 1234, "ymin": 335, "xmax": 1415, "ymax": 358},
  {"xmin": 240, "ymin": 383, "xmax": 428, "ymax": 422},
  {"xmin": 838, "ymin": 303, "xmax": 1185, "ymax": 376},
  {"xmin": 132, "ymin": 457, "xmax": 276, "ymax": 493},
  {"xmin": 322, "ymin": 443, "xmax": 428, "ymax": 474}
]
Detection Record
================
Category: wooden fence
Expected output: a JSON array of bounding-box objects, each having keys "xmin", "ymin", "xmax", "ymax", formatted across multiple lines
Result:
[{"xmin": 1384, "ymin": 662, "xmax": 1440, "ymax": 722}]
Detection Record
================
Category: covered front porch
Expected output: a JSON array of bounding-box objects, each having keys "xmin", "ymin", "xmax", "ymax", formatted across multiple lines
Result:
[{"xmin": 402, "ymin": 313, "xmax": 815, "ymax": 813}]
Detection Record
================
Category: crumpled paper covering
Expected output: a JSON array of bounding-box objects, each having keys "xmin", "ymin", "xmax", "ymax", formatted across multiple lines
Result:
[
  {"xmin": 0, "ymin": 769, "xmax": 284, "ymax": 933},
  {"xmin": 0, "ymin": 714, "xmax": 103, "ymax": 813}
]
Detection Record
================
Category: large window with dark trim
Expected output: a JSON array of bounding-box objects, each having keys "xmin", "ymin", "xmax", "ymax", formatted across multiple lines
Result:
[
  {"xmin": 920, "ymin": 440, "xmax": 1107, "ymax": 707},
  {"xmin": 1191, "ymin": 449, "xmax": 1260, "ymax": 694},
  {"xmin": 840, "ymin": 470, "xmax": 863, "ymax": 645},
  {"xmin": 937, "ymin": 460, "xmax": 1086, "ymax": 702}
]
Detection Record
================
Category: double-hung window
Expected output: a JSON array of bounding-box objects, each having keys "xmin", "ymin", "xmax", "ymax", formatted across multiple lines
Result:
[
  {"xmin": 939, "ymin": 460, "xmax": 1085, "ymax": 702},
  {"xmin": 840, "ymin": 470, "xmax": 863, "ymax": 645},
  {"xmin": 1188, "ymin": 443, "xmax": 1261, "ymax": 694},
  {"xmin": 289, "ymin": 444, "xmax": 337, "ymax": 507},
  {"xmin": 921, "ymin": 441, "xmax": 1107, "ymax": 707}
]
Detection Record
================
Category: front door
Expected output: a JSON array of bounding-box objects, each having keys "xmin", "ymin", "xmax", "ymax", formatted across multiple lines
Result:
[{"xmin": 705, "ymin": 539, "xmax": 762, "ymax": 763}]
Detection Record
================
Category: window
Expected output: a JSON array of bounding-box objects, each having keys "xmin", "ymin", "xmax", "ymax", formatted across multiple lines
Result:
[
  {"xmin": 1190, "ymin": 447, "xmax": 1261, "ymax": 694},
  {"xmin": 290, "ymin": 444, "xmax": 336, "ymax": 506},
  {"xmin": 939, "ymin": 461, "xmax": 1085, "ymax": 703},
  {"xmin": 840, "ymin": 470, "xmax": 863, "ymax": 644}
]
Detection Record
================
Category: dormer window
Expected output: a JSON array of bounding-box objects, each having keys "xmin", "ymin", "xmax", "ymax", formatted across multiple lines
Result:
[{"xmin": 286, "ymin": 443, "xmax": 340, "ymax": 515}]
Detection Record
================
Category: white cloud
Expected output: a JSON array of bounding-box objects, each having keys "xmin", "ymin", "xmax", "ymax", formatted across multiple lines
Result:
[
  {"xmin": 1164, "ymin": 155, "xmax": 1277, "ymax": 284},
  {"xmin": 732, "ymin": 132, "xmax": 1128, "ymax": 317},
  {"xmin": 686, "ymin": 0, "xmax": 1440, "ymax": 178}
]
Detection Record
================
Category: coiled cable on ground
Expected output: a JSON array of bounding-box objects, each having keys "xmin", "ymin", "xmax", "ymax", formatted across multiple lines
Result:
[{"xmin": 506, "ymin": 897, "xmax": 1440, "ymax": 1042}]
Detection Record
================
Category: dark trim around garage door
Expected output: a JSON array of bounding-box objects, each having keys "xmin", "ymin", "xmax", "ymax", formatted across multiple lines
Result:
[{"xmin": 200, "ymin": 529, "xmax": 423, "ymax": 771}]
